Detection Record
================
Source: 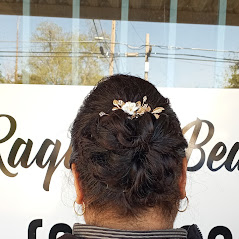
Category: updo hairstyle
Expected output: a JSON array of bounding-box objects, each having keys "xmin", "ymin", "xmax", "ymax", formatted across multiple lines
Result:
[{"xmin": 70, "ymin": 74, "xmax": 188, "ymax": 218}]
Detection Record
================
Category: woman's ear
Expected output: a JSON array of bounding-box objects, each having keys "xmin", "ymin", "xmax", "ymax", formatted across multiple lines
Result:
[
  {"xmin": 179, "ymin": 157, "xmax": 187, "ymax": 199},
  {"xmin": 72, "ymin": 163, "xmax": 84, "ymax": 204}
]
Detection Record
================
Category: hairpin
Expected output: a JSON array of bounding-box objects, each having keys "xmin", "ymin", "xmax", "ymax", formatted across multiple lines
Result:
[{"xmin": 99, "ymin": 96, "xmax": 164, "ymax": 119}]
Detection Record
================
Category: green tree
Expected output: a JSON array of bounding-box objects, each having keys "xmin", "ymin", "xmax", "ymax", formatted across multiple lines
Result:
[
  {"xmin": 225, "ymin": 63, "xmax": 239, "ymax": 88},
  {"xmin": 27, "ymin": 21, "xmax": 108, "ymax": 85}
]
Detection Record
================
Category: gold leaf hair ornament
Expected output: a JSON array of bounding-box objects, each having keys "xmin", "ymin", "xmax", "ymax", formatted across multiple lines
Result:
[{"xmin": 99, "ymin": 96, "xmax": 164, "ymax": 119}]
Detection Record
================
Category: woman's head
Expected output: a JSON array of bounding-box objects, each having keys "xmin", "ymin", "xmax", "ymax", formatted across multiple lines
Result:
[{"xmin": 70, "ymin": 74, "xmax": 188, "ymax": 224}]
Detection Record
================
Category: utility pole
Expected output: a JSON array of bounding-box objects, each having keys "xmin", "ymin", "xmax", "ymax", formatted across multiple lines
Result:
[
  {"xmin": 15, "ymin": 17, "xmax": 20, "ymax": 83},
  {"xmin": 144, "ymin": 33, "xmax": 151, "ymax": 81},
  {"xmin": 109, "ymin": 20, "xmax": 116, "ymax": 76}
]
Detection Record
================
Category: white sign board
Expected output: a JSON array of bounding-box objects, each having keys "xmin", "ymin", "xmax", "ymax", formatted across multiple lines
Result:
[{"xmin": 0, "ymin": 85, "xmax": 238, "ymax": 239}]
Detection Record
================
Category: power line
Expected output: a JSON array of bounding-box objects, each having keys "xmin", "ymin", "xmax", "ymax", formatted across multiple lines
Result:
[
  {"xmin": 153, "ymin": 45, "xmax": 239, "ymax": 54},
  {"xmin": 130, "ymin": 22, "xmax": 144, "ymax": 44},
  {"xmin": 98, "ymin": 20, "xmax": 111, "ymax": 52},
  {"xmin": 0, "ymin": 55, "xmax": 105, "ymax": 58},
  {"xmin": 151, "ymin": 52, "xmax": 239, "ymax": 61},
  {"xmin": 0, "ymin": 54, "xmax": 237, "ymax": 64},
  {"xmin": 150, "ymin": 55, "xmax": 237, "ymax": 64},
  {"xmin": 0, "ymin": 50, "xmax": 102, "ymax": 54},
  {"xmin": 92, "ymin": 19, "xmax": 111, "ymax": 67},
  {"xmin": 1, "ymin": 38, "xmax": 239, "ymax": 55},
  {"xmin": 1, "ymin": 50, "xmax": 237, "ymax": 62},
  {"xmin": 0, "ymin": 40, "xmax": 145, "ymax": 50},
  {"xmin": 1, "ymin": 39, "xmax": 239, "ymax": 54},
  {"xmin": 92, "ymin": 19, "xmax": 100, "ymax": 41},
  {"xmin": 101, "ymin": 20, "xmax": 119, "ymax": 73},
  {"xmin": 179, "ymin": 59, "xmax": 227, "ymax": 68}
]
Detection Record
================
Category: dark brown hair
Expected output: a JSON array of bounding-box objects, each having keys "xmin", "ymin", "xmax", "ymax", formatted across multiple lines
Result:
[{"xmin": 70, "ymin": 74, "xmax": 188, "ymax": 218}]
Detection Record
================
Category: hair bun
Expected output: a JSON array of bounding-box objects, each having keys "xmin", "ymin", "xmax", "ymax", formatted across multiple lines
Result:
[
  {"xmin": 96, "ymin": 109, "xmax": 155, "ymax": 150},
  {"xmin": 70, "ymin": 74, "xmax": 188, "ymax": 217}
]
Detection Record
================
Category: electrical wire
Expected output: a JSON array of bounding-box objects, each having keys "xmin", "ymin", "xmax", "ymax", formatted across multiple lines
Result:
[
  {"xmin": 130, "ymin": 22, "xmax": 144, "ymax": 44},
  {"xmin": 1, "ymin": 39, "xmax": 239, "ymax": 54},
  {"xmin": 2, "ymin": 40, "xmax": 238, "ymax": 53},
  {"xmin": 0, "ymin": 50, "xmax": 102, "ymax": 54},
  {"xmin": 1, "ymin": 50, "xmax": 237, "ymax": 62},
  {"xmin": 150, "ymin": 52, "xmax": 239, "ymax": 61},
  {"xmin": 92, "ymin": 19, "xmax": 111, "ymax": 66},
  {"xmin": 0, "ymin": 53, "xmax": 237, "ymax": 64},
  {"xmin": 92, "ymin": 19, "xmax": 100, "ymax": 41},
  {"xmin": 153, "ymin": 44, "xmax": 239, "ymax": 54},
  {"xmin": 0, "ymin": 40, "xmax": 145, "ymax": 50},
  {"xmin": 95, "ymin": 19, "xmax": 119, "ymax": 73},
  {"xmin": 150, "ymin": 55, "xmax": 237, "ymax": 64},
  {"xmin": 98, "ymin": 20, "xmax": 111, "ymax": 52},
  {"xmin": 0, "ymin": 55, "xmax": 106, "ymax": 58}
]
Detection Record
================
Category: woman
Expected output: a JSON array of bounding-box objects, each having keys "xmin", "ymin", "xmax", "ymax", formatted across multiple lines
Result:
[{"xmin": 60, "ymin": 74, "xmax": 203, "ymax": 239}]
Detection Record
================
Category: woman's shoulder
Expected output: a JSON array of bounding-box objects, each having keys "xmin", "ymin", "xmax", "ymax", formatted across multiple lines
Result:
[
  {"xmin": 182, "ymin": 224, "xmax": 203, "ymax": 239},
  {"xmin": 58, "ymin": 224, "xmax": 203, "ymax": 239}
]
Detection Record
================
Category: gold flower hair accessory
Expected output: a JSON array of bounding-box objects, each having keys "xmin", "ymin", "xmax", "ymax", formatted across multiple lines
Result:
[{"xmin": 99, "ymin": 96, "xmax": 164, "ymax": 119}]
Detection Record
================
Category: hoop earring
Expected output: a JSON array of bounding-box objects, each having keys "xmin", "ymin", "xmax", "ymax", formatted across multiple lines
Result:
[
  {"xmin": 178, "ymin": 196, "xmax": 189, "ymax": 212},
  {"xmin": 73, "ymin": 201, "xmax": 86, "ymax": 216}
]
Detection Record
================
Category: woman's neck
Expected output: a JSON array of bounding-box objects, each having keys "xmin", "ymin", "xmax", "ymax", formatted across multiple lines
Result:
[{"xmin": 84, "ymin": 208, "xmax": 175, "ymax": 231}]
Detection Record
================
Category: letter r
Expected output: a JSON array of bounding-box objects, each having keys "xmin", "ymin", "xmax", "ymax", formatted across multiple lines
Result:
[{"xmin": 28, "ymin": 219, "xmax": 42, "ymax": 239}]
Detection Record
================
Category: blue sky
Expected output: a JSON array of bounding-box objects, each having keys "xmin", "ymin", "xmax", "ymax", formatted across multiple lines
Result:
[{"xmin": 1, "ymin": 14, "xmax": 239, "ymax": 87}]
